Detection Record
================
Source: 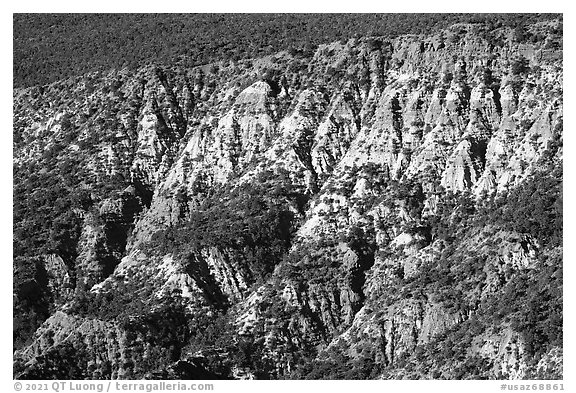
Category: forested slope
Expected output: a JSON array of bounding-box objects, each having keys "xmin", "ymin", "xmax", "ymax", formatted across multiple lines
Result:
[{"xmin": 13, "ymin": 15, "xmax": 563, "ymax": 380}]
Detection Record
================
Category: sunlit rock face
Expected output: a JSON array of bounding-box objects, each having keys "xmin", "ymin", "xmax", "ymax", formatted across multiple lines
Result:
[{"xmin": 13, "ymin": 19, "xmax": 563, "ymax": 380}]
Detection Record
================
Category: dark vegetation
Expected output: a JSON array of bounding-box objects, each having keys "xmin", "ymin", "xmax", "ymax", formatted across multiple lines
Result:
[
  {"xmin": 13, "ymin": 94, "xmax": 141, "ymax": 348},
  {"xmin": 14, "ymin": 13, "xmax": 560, "ymax": 88},
  {"xmin": 144, "ymin": 169, "xmax": 307, "ymax": 287},
  {"xmin": 13, "ymin": 152, "xmax": 88, "ymax": 348},
  {"xmin": 15, "ymin": 297, "xmax": 195, "ymax": 379},
  {"xmin": 12, "ymin": 14, "xmax": 562, "ymax": 380},
  {"xmin": 17, "ymin": 135, "xmax": 561, "ymax": 378},
  {"xmin": 16, "ymin": 168, "xmax": 311, "ymax": 379},
  {"xmin": 297, "ymin": 137, "xmax": 563, "ymax": 379},
  {"xmin": 181, "ymin": 137, "xmax": 562, "ymax": 380}
]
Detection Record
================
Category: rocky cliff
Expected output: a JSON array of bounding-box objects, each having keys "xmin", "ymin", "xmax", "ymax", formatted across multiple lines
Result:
[{"xmin": 13, "ymin": 19, "xmax": 563, "ymax": 380}]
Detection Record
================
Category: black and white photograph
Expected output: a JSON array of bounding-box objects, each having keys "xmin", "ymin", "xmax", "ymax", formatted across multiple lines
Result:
[{"xmin": 10, "ymin": 9, "xmax": 566, "ymax": 388}]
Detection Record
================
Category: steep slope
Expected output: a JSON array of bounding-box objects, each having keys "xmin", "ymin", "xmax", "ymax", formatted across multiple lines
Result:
[{"xmin": 13, "ymin": 19, "xmax": 563, "ymax": 380}]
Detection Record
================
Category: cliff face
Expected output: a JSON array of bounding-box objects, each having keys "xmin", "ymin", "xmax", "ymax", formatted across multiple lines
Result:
[{"xmin": 13, "ymin": 20, "xmax": 563, "ymax": 380}]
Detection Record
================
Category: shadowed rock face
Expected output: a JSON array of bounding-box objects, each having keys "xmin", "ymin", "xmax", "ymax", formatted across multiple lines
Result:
[{"xmin": 13, "ymin": 19, "xmax": 563, "ymax": 380}]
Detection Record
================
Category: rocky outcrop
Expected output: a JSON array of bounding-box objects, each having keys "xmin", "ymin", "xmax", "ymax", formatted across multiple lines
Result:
[
  {"xmin": 43, "ymin": 254, "xmax": 74, "ymax": 303},
  {"xmin": 75, "ymin": 189, "xmax": 145, "ymax": 290},
  {"xmin": 13, "ymin": 19, "xmax": 563, "ymax": 380}
]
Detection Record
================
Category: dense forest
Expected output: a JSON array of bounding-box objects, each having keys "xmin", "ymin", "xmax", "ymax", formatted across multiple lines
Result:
[{"xmin": 14, "ymin": 13, "xmax": 560, "ymax": 88}]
